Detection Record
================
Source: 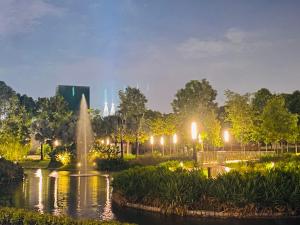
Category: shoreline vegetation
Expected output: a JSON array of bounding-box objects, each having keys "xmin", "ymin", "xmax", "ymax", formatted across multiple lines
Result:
[
  {"xmin": 112, "ymin": 155, "xmax": 300, "ymax": 218},
  {"xmin": 0, "ymin": 207, "xmax": 134, "ymax": 225}
]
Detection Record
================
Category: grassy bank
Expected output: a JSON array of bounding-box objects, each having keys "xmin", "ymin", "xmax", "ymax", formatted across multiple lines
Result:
[
  {"xmin": 0, "ymin": 158, "xmax": 23, "ymax": 184},
  {"xmin": 112, "ymin": 156, "xmax": 300, "ymax": 216},
  {"xmin": 0, "ymin": 207, "xmax": 134, "ymax": 225},
  {"xmin": 18, "ymin": 159, "xmax": 50, "ymax": 169}
]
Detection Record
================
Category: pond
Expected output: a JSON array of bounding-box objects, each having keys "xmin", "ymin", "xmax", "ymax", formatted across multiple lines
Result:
[{"xmin": 0, "ymin": 169, "xmax": 299, "ymax": 225}]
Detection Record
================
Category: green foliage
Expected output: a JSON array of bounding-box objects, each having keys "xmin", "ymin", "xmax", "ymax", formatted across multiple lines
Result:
[
  {"xmin": 91, "ymin": 140, "xmax": 121, "ymax": 159},
  {"xmin": 32, "ymin": 95, "xmax": 74, "ymax": 146},
  {"xmin": 113, "ymin": 161, "xmax": 300, "ymax": 214},
  {"xmin": 261, "ymin": 96, "xmax": 298, "ymax": 144},
  {"xmin": 252, "ymin": 88, "xmax": 273, "ymax": 113},
  {"xmin": 0, "ymin": 135, "xmax": 30, "ymax": 161},
  {"xmin": 96, "ymin": 158, "xmax": 130, "ymax": 171},
  {"xmin": 171, "ymin": 79, "xmax": 217, "ymax": 115},
  {"xmin": 225, "ymin": 90, "xmax": 255, "ymax": 145},
  {"xmin": 0, "ymin": 207, "xmax": 133, "ymax": 225},
  {"xmin": 0, "ymin": 158, "xmax": 23, "ymax": 184},
  {"xmin": 55, "ymin": 151, "xmax": 72, "ymax": 166}
]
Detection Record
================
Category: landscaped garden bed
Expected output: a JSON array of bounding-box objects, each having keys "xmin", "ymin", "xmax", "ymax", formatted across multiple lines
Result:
[{"xmin": 112, "ymin": 155, "xmax": 300, "ymax": 218}]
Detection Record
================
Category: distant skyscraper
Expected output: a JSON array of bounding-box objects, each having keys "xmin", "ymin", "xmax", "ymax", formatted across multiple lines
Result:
[
  {"xmin": 110, "ymin": 102, "xmax": 115, "ymax": 115},
  {"xmin": 56, "ymin": 85, "xmax": 90, "ymax": 111},
  {"xmin": 103, "ymin": 102, "xmax": 109, "ymax": 117}
]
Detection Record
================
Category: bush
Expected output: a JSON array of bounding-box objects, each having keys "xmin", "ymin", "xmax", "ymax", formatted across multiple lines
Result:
[
  {"xmin": 0, "ymin": 158, "xmax": 23, "ymax": 184},
  {"xmin": 96, "ymin": 158, "xmax": 130, "ymax": 172},
  {"xmin": 0, "ymin": 135, "xmax": 30, "ymax": 161},
  {"xmin": 112, "ymin": 164, "xmax": 300, "ymax": 215},
  {"xmin": 0, "ymin": 207, "xmax": 134, "ymax": 225}
]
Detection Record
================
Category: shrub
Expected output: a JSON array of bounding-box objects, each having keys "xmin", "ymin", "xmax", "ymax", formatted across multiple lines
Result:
[
  {"xmin": 0, "ymin": 158, "xmax": 23, "ymax": 184},
  {"xmin": 55, "ymin": 151, "xmax": 72, "ymax": 166},
  {"xmin": 0, "ymin": 135, "xmax": 30, "ymax": 161},
  {"xmin": 113, "ymin": 163, "xmax": 300, "ymax": 215},
  {"xmin": 0, "ymin": 207, "xmax": 134, "ymax": 225},
  {"xmin": 96, "ymin": 158, "xmax": 130, "ymax": 172}
]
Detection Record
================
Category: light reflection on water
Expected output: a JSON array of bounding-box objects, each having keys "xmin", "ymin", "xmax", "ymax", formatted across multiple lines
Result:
[{"xmin": 15, "ymin": 169, "xmax": 115, "ymax": 220}]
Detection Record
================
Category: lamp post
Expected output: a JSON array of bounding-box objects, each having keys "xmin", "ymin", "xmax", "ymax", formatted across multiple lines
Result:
[
  {"xmin": 191, "ymin": 122, "xmax": 197, "ymax": 161},
  {"xmin": 150, "ymin": 136, "xmax": 154, "ymax": 154},
  {"xmin": 198, "ymin": 134, "xmax": 204, "ymax": 151},
  {"xmin": 53, "ymin": 139, "xmax": 60, "ymax": 148},
  {"xmin": 223, "ymin": 130, "xmax": 230, "ymax": 151},
  {"xmin": 160, "ymin": 136, "xmax": 165, "ymax": 156},
  {"xmin": 173, "ymin": 133, "xmax": 177, "ymax": 155}
]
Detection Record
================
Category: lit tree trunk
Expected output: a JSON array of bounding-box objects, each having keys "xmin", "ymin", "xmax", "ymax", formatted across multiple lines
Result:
[
  {"xmin": 135, "ymin": 135, "xmax": 139, "ymax": 157},
  {"xmin": 126, "ymin": 141, "xmax": 130, "ymax": 155},
  {"xmin": 120, "ymin": 133, "xmax": 124, "ymax": 159}
]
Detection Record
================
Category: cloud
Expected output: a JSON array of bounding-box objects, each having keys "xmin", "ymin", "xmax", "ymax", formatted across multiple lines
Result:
[
  {"xmin": 0, "ymin": 0, "xmax": 63, "ymax": 37},
  {"xmin": 177, "ymin": 28, "xmax": 270, "ymax": 58}
]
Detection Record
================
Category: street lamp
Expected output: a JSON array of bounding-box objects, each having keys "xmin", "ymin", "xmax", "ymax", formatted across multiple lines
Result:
[
  {"xmin": 198, "ymin": 134, "xmax": 204, "ymax": 151},
  {"xmin": 150, "ymin": 136, "xmax": 154, "ymax": 154},
  {"xmin": 223, "ymin": 130, "xmax": 230, "ymax": 150},
  {"xmin": 191, "ymin": 122, "xmax": 198, "ymax": 161},
  {"xmin": 160, "ymin": 136, "xmax": 165, "ymax": 156},
  {"xmin": 53, "ymin": 139, "xmax": 60, "ymax": 147},
  {"xmin": 173, "ymin": 133, "xmax": 177, "ymax": 154}
]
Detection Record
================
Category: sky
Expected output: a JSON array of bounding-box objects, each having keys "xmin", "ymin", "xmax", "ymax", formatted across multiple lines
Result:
[{"xmin": 0, "ymin": 0, "xmax": 300, "ymax": 112}]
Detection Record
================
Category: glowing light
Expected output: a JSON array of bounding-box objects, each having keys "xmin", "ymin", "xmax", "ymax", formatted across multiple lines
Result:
[
  {"xmin": 179, "ymin": 161, "xmax": 184, "ymax": 167},
  {"xmin": 150, "ymin": 136, "xmax": 154, "ymax": 145},
  {"xmin": 106, "ymin": 138, "xmax": 110, "ymax": 145},
  {"xmin": 198, "ymin": 134, "xmax": 203, "ymax": 143},
  {"xmin": 266, "ymin": 162, "xmax": 275, "ymax": 170},
  {"xmin": 223, "ymin": 130, "xmax": 230, "ymax": 143},
  {"xmin": 160, "ymin": 136, "xmax": 164, "ymax": 146},
  {"xmin": 35, "ymin": 169, "xmax": 43, "ymax": 212},
  {"xmin": 173, "ymin": 134, "xmax": 178, "ymax": 144},
  {"xmin": 101, "ymin": 139, "xmax": 105, "ymax": 144},
  {"xmin": 77, "ymin": 162, "xmax": 82, "ymax": 168},
  {"xmin": 224, "ymin": 167, "xmax": 231, "ymax": 172},
  {"xmin": 191, "ymin": 122, "xmax": 197, "ymax": 140},
  {"xmin": 53, "ymin": 139, "xmax": 60, "ymax": 147},
  {"xmin": 49, "ymin": 171, "xmax": 58, "ymax": 178}
]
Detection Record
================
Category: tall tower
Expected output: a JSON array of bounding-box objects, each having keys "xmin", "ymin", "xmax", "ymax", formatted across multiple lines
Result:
[
  {"xmin": 103, "ymin": 89, "xmax": 109, "ymax": 117},
  {"xmin": 110, "ymin": 102, "xmax": 115, "ymax": 116}
]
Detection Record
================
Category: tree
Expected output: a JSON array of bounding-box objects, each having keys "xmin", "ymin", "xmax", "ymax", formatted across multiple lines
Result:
[
  {"xmin": 0, "ymin": 82, "xmax": 31, "ymax": 144},
  {"xmin": 32, "ymin": 95, "xmax": 73, "ymax": 160},
  {"xmin": 172, "ymin": 79, "xmax": 217, "ymax": 117},
  {"xmin": 284, "ymin": 91, "xmax": 300, "ymax": 116},
  {"xmin": 225, "ymin": 90, "xmax": 255, "ymax": 148},
  {"xmin": 261, "ymin": 96, "xmax": 298, "ymax": 152},
  {"xmin": 252, "ymin": 88, "xmax": 273, "ymax": 113},
  {"xmin": 202, "ymin": 110, "xmax": 222, "ymax": 148},
  {"xmin": 119, "ymin": 87, "xmax": 147, "ymax": 157}
]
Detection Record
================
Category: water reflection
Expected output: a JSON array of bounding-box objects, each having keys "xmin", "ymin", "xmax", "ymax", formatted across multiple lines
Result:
[{"xmin": 6, "ymin": 169, "xmax": 115, "ymax": 220}]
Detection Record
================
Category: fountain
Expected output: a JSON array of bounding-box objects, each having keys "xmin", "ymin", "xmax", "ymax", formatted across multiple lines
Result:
[{"xmin": 72, "ymin": 94, "xmax": 94, "ymax": 176}]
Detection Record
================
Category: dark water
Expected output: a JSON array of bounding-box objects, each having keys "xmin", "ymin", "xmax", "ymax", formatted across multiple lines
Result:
[{"xmin": 0, "ymin": 169, "xmax": 299, "ymax": 225}]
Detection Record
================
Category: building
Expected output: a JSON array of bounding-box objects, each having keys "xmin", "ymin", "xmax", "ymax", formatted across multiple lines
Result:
[{"xmin": 56, "ymin": 85, "xmax": 90, "ymax": 111}]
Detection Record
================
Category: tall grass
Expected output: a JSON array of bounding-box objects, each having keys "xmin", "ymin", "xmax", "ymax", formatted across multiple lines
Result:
[{"xmin": 112, "ymin": 159, "xmax": 300, "ymax": 215}]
